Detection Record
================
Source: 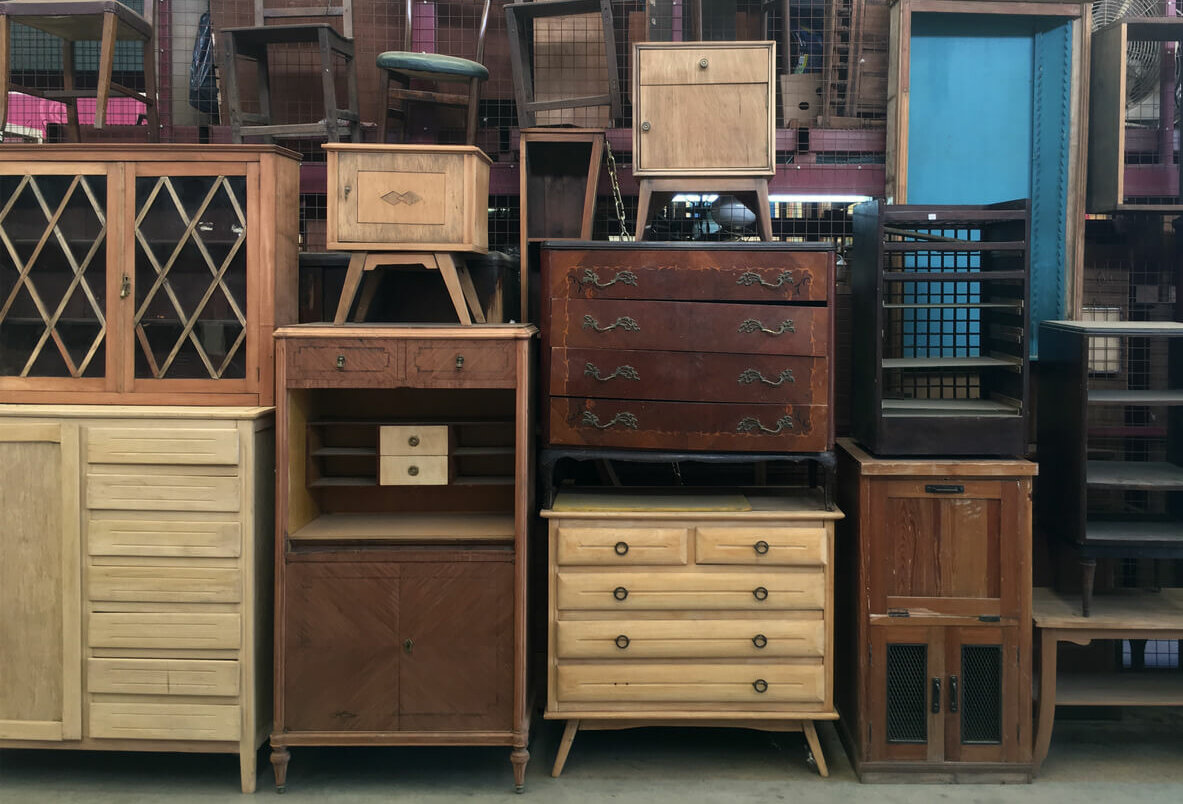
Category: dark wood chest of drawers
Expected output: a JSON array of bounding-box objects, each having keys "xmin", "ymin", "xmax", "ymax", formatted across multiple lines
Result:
[{"xmin": 540, "ymin": 242, "xmax": 835, "ymax": 452}]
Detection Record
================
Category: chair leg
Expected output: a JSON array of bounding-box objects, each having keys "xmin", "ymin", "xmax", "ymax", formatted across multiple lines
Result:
[
  {"xmin": 318, "ymin": 28, "xmax": 339, "ymax": 142},
  {"xmin": 465, "ymin": 76, "xmax": 481, "ymax": 146},
  {"xmin": 0, "ymin": 18, "xmax": 11, "ymax": 138},
  {"xmin": 94, "ymin": 10, "xmax": 117, "ymax": 129},
  {"xmin": 379, "ymin": 69, "xmax": 391, "ymax": 144},
  {"xmin": 257, "ymin": 47, "xmax": 274, "ymax": 144},
  {"xmin": 142, "ymin": 30, "xmax": 159, "ymax": 140},
  {"xmin": 222, "ymin": 34, "xmax": 243, "ymax": 143},
  {"xmin": 345, "ymin": 50, "xmax": 360, "ymax": 143},
  {"xmin": 61, "ymin": 39, "xmax": 81, "ymax": 142}
]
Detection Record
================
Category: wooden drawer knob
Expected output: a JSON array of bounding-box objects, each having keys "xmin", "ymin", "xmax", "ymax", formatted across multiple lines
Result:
[
  {"xmin": 615, "ymin": 634, "xmax": 630, "ymax": 649},
  {"xmin": 408, "ymin": 435, "xmax": 420, "ymax": 447},
  {"xmin": 752, "ymin": 586, "xmax": 768, "ymax": 601},
  {"xmin": 752, "ymin": 679, "xmax": 768, "ymax": 694},
  {"xmin": 753, "ymin": 540, "xmax": 770, "ymax": 555},
  {"xmin": 699, "ymin": 57, "xmax": 709, "ymax": 68},
  {"xmin": 407, "ymin": 465, "xmax": 419, "ymax": 477},
  {"xmin": 613, "ymin": 586, "xmax": 629, "ymax": 601},
  {"xmin": 614, "ymin": 541, "xmax": 629, "ymax": 556},
  {"xmin": 752, "ymin": 634, "xmax": 768, "ymax": 649}
]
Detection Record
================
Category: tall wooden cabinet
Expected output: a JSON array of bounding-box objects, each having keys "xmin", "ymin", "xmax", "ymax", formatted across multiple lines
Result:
[
  {"xmin": 0, "ymin": 405, "xmax": 274, "ymax": 792},
  {"xmin": 836, "ymin": 439, "xmax": 1036, "ymax": 782},
  {"xmin": 270, "ymin": 325, "xmax": 535, "ymax": 792},
  {"xmin": 0, "ymin": 145, "xmax": 299, "ymax": 406}
]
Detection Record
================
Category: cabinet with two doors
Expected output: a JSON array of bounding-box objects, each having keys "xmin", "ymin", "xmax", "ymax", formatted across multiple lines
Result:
[{"xmin": 0, "ymin": 145, "xmax": 298, "ymax": 405}]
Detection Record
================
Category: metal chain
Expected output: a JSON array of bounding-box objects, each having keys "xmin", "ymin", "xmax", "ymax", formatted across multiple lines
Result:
[{"xmin": 604, "ymin": 136, "xmax": 632, "ymax": 240}]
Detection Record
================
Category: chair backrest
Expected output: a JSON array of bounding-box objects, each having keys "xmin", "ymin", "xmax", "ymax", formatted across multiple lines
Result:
[
  {"xmin": 255, "ymin": 0, "xmax": 352, "ymax": 38},
  {"xmin": 402, "ymin": 0, "xmax": 491, "ymax": 63}
]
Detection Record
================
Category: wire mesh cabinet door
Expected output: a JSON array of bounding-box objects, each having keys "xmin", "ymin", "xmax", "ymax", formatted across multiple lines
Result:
[
  {"xmin": 869, "ymin": 624, "xmax": 941, "ymax": 763},
  {"xmin": 944, "ymin": 626, "xmax": 1024, "ymax": 764},
  {"xmin": 128, "ymin": 163, "xmax": 256, "ymax": 398}
]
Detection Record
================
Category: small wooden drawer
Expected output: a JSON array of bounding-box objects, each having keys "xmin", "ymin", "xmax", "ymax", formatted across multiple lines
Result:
[
  {"xmin": 556, "ymin": 569, "xmax": 825, "ymax": 611},
  {"xmin": 379, "ymin": 455, "xmax": 454, "ymax": 486},
  {"xmin": 88, "ymin": 658, "xmax": 240, "ymax": 697},
  {"xmin": 87, "ymin": 427, "xmax": 239, "ymax": 466},
  {"xmin": 88, "ymin": 612, "xmax": 242, "ymax": 651},
  {"xmin": 326, "ymin": 144, "xmax": 490, "ymax": 253},
  {"xmin": 555, "ymin": 526, "xmax": 688, "ymax": 566},
  {"xmin": 555, "ymin": 618, "xmax": 824, "ymax": 659},
  {"xmin": 85, "ymin": 470, "xmax": 241, "ymax": 513},
  {"xmin": 379, "ymin": 425, "xmax": 451, "ymax": 456},
  {"xmin": 637, "ymin": 44, "xmax": 772, "ymax": 86},
  {"xmin": 552, "ymin": 348, "xmax": 827, "ymax": 405},
  {"xmin": 404, "ymin": 339, "xmax": 517, "ymax": 388},
  {"xmin": 89, "ymin": 702, "xmax": 240, "ymax": 741},
  {"xmin": 89, "ymin": 565, "xmax": 242, "ymax": 604},
  {"xmin": 286, "ymin": 338, "xmax": 403, "ymax": 386},
  {"xmin": 556, "ymin": 661, "xmax": 824, "ymax": 704},
  {"xmin": 695, "ymin": 526, "xmax": 828, "ymax": 566},
  {"xmin": 87, "ymin": 517, "xmax": 241, "ymax": 558}
]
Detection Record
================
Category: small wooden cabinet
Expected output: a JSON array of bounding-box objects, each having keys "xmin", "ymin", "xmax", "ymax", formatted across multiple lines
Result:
[
  {"xmin": 542, "ymin": 491, "xmax": 842, "ymax": 776},
  {"xmin": 0, "ymin": 405, "xmax": 274, "ymax": 792},
  {"xmin": 632, "ymin": 42, "xmax": 775, "ymax": 177},
  {"xmin": 324, "ymin": 144, "xmax": 491, "ymax": 253},
  {"xmin": 0, "ymin": 145, "xmax": 299, "ymax": 406},
  {"xmin": 836, "ymin": 439, "xmax": 1036, "ymax": 782},
  {"xmin": 271, "ymin": 325, "xmax": 534, "ymax": 792}
]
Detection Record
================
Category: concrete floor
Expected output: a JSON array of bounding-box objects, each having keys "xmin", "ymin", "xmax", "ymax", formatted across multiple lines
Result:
[{"xmin": 1, "ymin": 711, "xmax": 1181, "ymax": 803}]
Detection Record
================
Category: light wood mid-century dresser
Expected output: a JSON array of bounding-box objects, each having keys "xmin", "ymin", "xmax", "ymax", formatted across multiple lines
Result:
[
  {"xmin": 542, "ymin": 491, "xmax": 842, "ymax": 776},
  {"xmin": 0, "ymin": 405, "xmax": 274, "ymax": 792}
]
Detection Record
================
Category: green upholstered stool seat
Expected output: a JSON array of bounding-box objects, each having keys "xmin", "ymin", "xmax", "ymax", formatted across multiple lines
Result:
[{"xmin": 377, "ymin": 51, "xmax": 489, "ymax": 82}]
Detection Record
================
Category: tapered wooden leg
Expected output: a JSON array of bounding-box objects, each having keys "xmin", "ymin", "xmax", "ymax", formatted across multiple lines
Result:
[
  {"xmin": 270, "ymin": 746, "xmax": 290, "ymax": 793},
  {"xmin": 95, "ymin": 10, "xmax": 117, "ymax": 129},
  {"xmin": 1033, "ymin": 627, "xmax": 1059, "ymax": 773},
  {"xmin": 802, "ymin": 720, "xmax": 828, "ymax": 777},
  {"xmin": 635, "ymin": 180, "xmax": 652, "ymax": 242},
  {"xmin": 551, "ymin": 718, "xmax": 579, "ymax": 777},
  {"xmin": 511, "ymin": 745, "xmax": 529, "ymax": 793},
  {"xmin": 456, "ymin": 263, "xmax": 486, "ymax": 324},
  {"xmin": 333, "ymin": 252, "xmax": 366, "ymax": 325},
  {"xmin": 61, "ymin": 39, "xmax": 81, "ymax": 142},
  {"xmin": 352, "ymin": 271, "xmax": 383, "ymax": 323},
  {"xmin": 436, "ymin": 253, "xmax": 474, "ymax": 325},
  {"xmin": 1081, "ymin": 557, "xmax": 1097, "ymax": 617},
  {"xmin": 239, "ymin": 741, "xmax": 257, "ymax": 793},
  {"xmin": 755, "ymin": 178, "xmax": 773, "ymax": 241}
]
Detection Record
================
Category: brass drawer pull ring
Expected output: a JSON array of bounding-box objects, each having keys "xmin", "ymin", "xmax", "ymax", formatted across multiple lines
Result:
[{"xmin": 613, "ymin": 586, "xmax": 629, "ymax": 601}]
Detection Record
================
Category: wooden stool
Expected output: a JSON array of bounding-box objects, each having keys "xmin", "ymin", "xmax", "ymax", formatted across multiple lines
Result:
[
  {"xmin": 333, "ymin": 252, "xmax": 488, "ymax": 325},
  {"xmin": 635, "ymin": 177, "xmax": 773, "ymax": 241}
]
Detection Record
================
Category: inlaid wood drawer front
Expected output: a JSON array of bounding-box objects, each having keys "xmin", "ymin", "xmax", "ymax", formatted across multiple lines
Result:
[
  {"xmin": 404, "ymin": 339, "xmax": 516, "ymax": 388},
  {"xmin": 378, "ymin": 455, "xmax": 453, "ymax": 486},
  {"xmin": 89, "ymin": 702, "xmax": 240, "ymax": 741},
  {"xmin": 556, "ymin": 570, "xmax": 824, "ymax": 611},
  {"xmin": 556, "ymin": 662, "xmax": 824, "ymax": 704},
  {"xmin": 379, "ymin": 425, "xmax": 451, "ymax": 455},
  {"xmin": 87, "ymin": 659, "xmax": 239, "ymax": 697},
  {"xmin": 550, "ymin": 398, "xmax": 828, "ymax": 452},
  {"xmin": 87, "ymin": 517, "xmax": 241, "ymax": 558},
  {"xmin": 87, "ymin": 427, "xmax": 240, "ymax": 466},
  {"xmin": 555, "ymin": 526, "xmax": 688, "ymax": 566},
  {"xmin": 88, "ymin": 613, "xmax": 242, "ymax": 650},
  {"xmin": 287, "ymin": 338, "xmax": 403, "ymax": 386},
  {"xmin": 556, "ymin": 619, "xmax": 824, "ymax": 659},
  {"xmin": 552, "ymin": 348, "xmax": 827, "ymax": 405},
  {"xmin": 545, "ymin": 250, "xmax": 830, "ymax": 303},
  {"xmin": 86, "ymin": 471, "xmax": 241, "ymax": 512},
  {"xmin": 88, "ymin": 566, "xmax": 242, "ymax": 604},
  {"xmin": 638, "ymin": 45, "xmax": 771, "ymax": 86},
  {"xmin": 695, "ymin": 527, "xmax": 828, "ymax": 566},
  {"xmin": 552, "ymin": 299, "xmax": 827, "ymax": 356}
]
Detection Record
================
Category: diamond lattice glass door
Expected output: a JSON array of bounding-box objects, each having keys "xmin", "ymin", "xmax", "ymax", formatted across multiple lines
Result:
[
  {"xmin": 133, "ymin": 174, "xmax": 249, "ymax": 381},
  {"xmin": 0, "ymin": 172, "xmax": 108, "ymax": 378}
]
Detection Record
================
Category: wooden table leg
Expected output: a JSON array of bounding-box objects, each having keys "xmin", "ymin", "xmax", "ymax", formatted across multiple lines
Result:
[
  {"xmin": 269, "ymin": 745, "xmax": 290, "ymax": 793},
  {"xmin": 333, "ymin": 252, "xmax": 366, "ymax": 325},
  {"xmin": 436, "ymin": 252, "xmax": 474, "ymax": 325},
  {"xmin": 551, "ymin": 718, "xmax": 580, "ymax": 777},
  {"xmin": 511, "ymin": 745, "xmax": 529, "ymax": 793},
  {"xmin": 456, "ymin": 263, "xmax": 487, "ymax": 324},
  {"xmin": 802, "ymin": 720, "xmax": 829, "ymax": 777},
  {"xmin": 1033, "ymin": 627, "xmax": 1059, "ymax": 773},
  {"xmin": 94, "ymin": 10, "xmax": 117, "ymax": 129},
  {"xmin": 635, "ymin": 180, "xmax": 652, "ymax": 241},
  {"xmin": 755, "ymin": 178, "xmax": 773, "ymax": 241}
]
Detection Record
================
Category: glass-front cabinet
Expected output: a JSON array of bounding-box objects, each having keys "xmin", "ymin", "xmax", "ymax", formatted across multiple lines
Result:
[{"xmin": 0, "ymin": 146, "xmax": 299, "ymax": 405}]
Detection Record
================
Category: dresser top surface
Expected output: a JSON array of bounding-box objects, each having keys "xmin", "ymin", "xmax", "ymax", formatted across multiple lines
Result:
[
  {"xmin": 0, "ymin": 143, "xmax": 301, "ymax": 161},
  {"xmin": 0, "ymin": 404, "xmax": 274, "ymax": 420},
  {"xmin": 837, "ymin": 438, "xmax": 1038, "ymax": 476},
  {"xmin": 542, "ymin": 490, "xmax": 842, "ymax": 520},
  {"xmin": 275, "ymin": 324, "xmax": 538, "ymax": 340}
]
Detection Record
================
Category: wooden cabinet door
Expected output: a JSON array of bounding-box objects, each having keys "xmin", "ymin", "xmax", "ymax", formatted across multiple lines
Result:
[
  {"xmin": 944, "ymin": 626, "xmax": 1021, "ymax": 764},
  {"xmin": 869, "ymin": 624, "xmax": 942, "ymax": 763},
  {"xmin": 0, "ymin": 422, "xmax": 81, "ymax": 741},
  {"xmin": 282, "ymin": 560, "xmax": 400, "ymax": 732},
  {"xmin": 867, "ymin": 479, "xmax": 1025, "ymax": 618},
  {"xmin": 398, "ymin": 555, "xmax": 514, "ymax": 731}
]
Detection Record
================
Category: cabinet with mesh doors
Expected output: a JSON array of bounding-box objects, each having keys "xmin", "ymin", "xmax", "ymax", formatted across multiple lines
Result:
[{"xmin": 0, "ymin": 146, "xmax": 299, "ymax": 405}]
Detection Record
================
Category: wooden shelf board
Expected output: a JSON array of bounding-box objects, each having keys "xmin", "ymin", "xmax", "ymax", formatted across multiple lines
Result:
[
  {"xmin": 289, "ymin": 512, "xmax": 515, "ymax": 542},
  {"xmin": 1033, "ymin": 586, "xmax": 1183, "ymax": 629},
  {"xmin": 453, "ymin": 476, "xmax": 515, "ymax": 486},
  {"xmin": 882, "ymin": 356, "xmax": 1022, "ymax": 369},
  {"xmin": 1084, "ymin": 520, "xmax": 1183, "ymax": 545},
  {"xmin": 311, "ymin": 447, "xmax": 377, "ymax": 457},
  {"xmin": 1086, "ymin": 460, "xmax": 1183, "ymax": 490},
  {"xmin": 882, "ymin": 240, "xmax": 1026, "ymax": 252},
  {"xmin": 309, "ymin": 418, "xmax": 513, "ymax": 427},
  {"xmin": 1043, "ymin": 320, "xmax": 1183, "ymax": 336},
  {"xmin": 1088, "ymin": 389, "xmax": 1183, "ymax": 405},
  {"xmin": 882, "ymin": 398, "xmax": 1021, "ymax": 416},
  {"xmin": 882, "ymin": 302, "xmax": 1023, "ymax": 310},
  {"xmin": 308, "ymin": 476, "xmax": 377, "ymax": 487},
  {"xmin": 1057, "ymin": 673, "xmax": 1183, "ymax": 707},
  {"xmin": 452, "ymin": 446, "xmax": 514, "ymax": 457},
  {"xmin": 881, "ymin": 270, "xmax": 1025, "ymax": 282}
]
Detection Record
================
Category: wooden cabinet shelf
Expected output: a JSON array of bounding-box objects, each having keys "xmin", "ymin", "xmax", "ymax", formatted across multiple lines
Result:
[
  {"xmin": 289, "ymin": 512, "xmax": 515, "ymax": 543},
  {"xmin": 1086, "ymin": 460, "xmax": 1183, "ymax": 490},
  {"xmin": 1088, "ymin": 389, "xmax": 1183, "ymax": 405},
  {"xmin": 1084, "ymin": 520, "xmax": 1183, "ymax": 545},
  {"xmin": 881, "ymin": 356, "xmax": 1023, "ymax": 370}
]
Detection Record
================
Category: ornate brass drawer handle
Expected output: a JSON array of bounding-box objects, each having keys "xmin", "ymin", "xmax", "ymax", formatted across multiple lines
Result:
[
  {"xmin": 736, "ymin": 270, "xmax": 808, "ymax": 295},
  {"xmin": 738, "ymin": 318, "xmax": 795, "ymax": 336},
  {"xmin": 579, "ymin": 268, "xmax": 638, "ymax": 289},
  {"xmin": 585, "ymin": 362, "xmax": 641, "ymax": 382},
  {"xmin": 581, "ymin": 411, "xmax": 639, "ymax": 430},
  {"xmin": 737, "ymin": 368, "xmax": 795, "ymax": 387},
  {"xmin": 736, "ymin": 415, "xmax": 794, "ymax": 435},
  {"xmin": 583, "ymin": 314, "xmax": 640, "ymax": 333}
]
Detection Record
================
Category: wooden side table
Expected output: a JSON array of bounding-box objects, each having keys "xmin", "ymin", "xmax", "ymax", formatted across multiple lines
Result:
[{"xmin": 1033, "ymin": 587, "xmax": 1183, "ymax": 773}]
